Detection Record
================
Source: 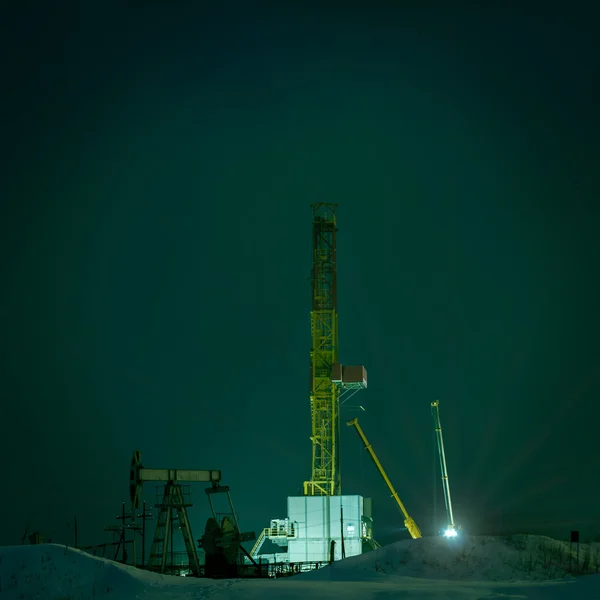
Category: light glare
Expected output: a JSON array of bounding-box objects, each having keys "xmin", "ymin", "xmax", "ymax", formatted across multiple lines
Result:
[{"xmin": 444, "ymin": 528, "xmax": 458, "ymax": 538}]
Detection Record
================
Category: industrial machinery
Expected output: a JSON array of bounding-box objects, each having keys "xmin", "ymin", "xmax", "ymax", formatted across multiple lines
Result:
[
  {"xmin": 198, "ymin": 484, "xmax": 259, "ymax": 578},
  {"xmin": 129, "ymin": 451, "xmax": 260, "ymax": 578},
  {"xmin": 304, "ymin": 203, "xmax": 367, "ymax": 497},
  {"xmin": 252, "ymin": 205, "xmax": 371, "ymax": 566},
  {"xmin": 304, "ymin": 202, "xmax": 341, "ymax": 497},
  {"xmin": 129, "ymin": 451, "xmax": 221, "ymax": 576},
  {"xmin": 431, "ymin": 400, "xmax": 457, "ymax": 537},
  {"xmin": 347, "ymin": 418, "xmax": 422, "ymax": 539}
]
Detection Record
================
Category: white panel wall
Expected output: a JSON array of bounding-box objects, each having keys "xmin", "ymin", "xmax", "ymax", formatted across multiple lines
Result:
[{"xmin": 287, "ymin": 495, "xmax": 365, "ymax": 563}]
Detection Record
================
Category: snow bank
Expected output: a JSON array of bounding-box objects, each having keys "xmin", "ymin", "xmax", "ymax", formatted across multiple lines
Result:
[
  {"xmin": 0, "ymin": 543, "xmax": 150, "ymax": 598},
  {"xmin": 299, "ymin": 534, "xmax": 600, "ymax": 582},
  {"xmin": 1, "ymin": 538, "xmax": 600, "ymax": 600},
  {"xmin": 0, "ymin": 543, "xmax": 220, "ymax": 599}
]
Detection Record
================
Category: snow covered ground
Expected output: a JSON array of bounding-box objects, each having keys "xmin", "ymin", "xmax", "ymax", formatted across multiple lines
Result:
[{"xmin": 1, "ymin": 535, "xmax": 599, "ymax": 600}]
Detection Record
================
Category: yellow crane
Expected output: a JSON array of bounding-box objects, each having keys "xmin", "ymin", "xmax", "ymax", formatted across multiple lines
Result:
[{"xmin": 347, "ymin": 418, "xmax": 422, "ymax": 539}]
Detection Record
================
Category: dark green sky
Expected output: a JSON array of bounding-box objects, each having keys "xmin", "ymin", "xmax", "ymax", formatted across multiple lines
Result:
[{"xmin": 2, "ymin": 2, "xmax": 599, "ymax": 549}]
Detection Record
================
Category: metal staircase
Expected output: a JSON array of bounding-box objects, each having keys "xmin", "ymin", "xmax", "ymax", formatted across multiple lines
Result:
[
  {"xmin": 248, "ymin": 519, "xmax": 296, "ymax": 560},
  {"xmin": 249, "ymin": 528, "xmax": 268, "ymax": 558}
]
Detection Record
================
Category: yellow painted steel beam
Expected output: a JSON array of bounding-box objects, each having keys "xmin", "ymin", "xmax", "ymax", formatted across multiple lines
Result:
[{"xmin": 347, "ymin": 418, "xmax": 422, "ymax": 539}]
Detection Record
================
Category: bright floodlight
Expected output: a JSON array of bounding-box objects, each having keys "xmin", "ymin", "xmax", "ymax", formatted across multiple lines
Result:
[{"xmin": 444, "ymin": 528, "xmax": 458, "ymax": 538}]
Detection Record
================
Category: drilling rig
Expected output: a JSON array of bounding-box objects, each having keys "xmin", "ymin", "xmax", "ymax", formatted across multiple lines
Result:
[
  {"xmin": 303, "ymin": 203, "xmax": 367, "ymax": 498},
  {"xmin": 251, "ymin": 205, "xmax": 370, "ymax": 565},
  {"xmin": 304, "ymin": 203, "xmax": 341, "ymax": 497}
]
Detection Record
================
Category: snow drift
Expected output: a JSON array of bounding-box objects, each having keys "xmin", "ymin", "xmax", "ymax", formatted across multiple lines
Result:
[
  {"xmin": 301, "ymin": 534, "xmax": 600, "ymax": 582},
  {"xmin": 0, "ymin": 544, "xmax": 147, "ymax": 598},
  {"xmin": 1, "ymin": 535, "xmax": 600, "ymax": 600}
]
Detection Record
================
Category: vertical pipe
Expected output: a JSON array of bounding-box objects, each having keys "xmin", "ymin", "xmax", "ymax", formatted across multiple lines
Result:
[
  {"xmin": 122, "ymin": 502, "xmax": 127, "ymax": 564},
  {"xmin": 142, "ymin": 501, "xmax": 146, "ymax": 567},
  {"xmin": 340, "ymin": 505, "xmax": 346, "ymax": 559}
]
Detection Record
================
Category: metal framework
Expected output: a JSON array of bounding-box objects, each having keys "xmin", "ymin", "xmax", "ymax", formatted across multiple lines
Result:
[
  {"xmin": 304, "ymin": 203, "xmax": 340, "ymax": 497},
  {"xmin": 347, "ymin": 418, "xmax": 422, "ymax": 539},
  {"xmin": 129, "ymin": 451, "xmax": 222, "ymax": 576},
  {"xmin": 148, "ymin": 483, "xmax": 199, "ymax": 575},
  {"xmin": 431, "ymin": 400, "xmax": 456, "ymax": 535},
  {"xmin": 199, "ymin": 485, "xmax": 257, "ymax": 578}
]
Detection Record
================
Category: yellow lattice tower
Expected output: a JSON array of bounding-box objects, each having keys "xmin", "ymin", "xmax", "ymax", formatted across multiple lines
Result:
[{"xmin": 303, "ymin": 203, "xmax": 340, "ymax": 496}]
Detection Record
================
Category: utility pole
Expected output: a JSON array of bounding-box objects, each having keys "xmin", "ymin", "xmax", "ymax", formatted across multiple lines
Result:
[
  {"xmin": 117, "ymin": 503, "xmax": 128, "ymax": 563},
  {"xmin": 105, "ymin": 502, "xmax": 140, "ymax": 565},
  {"xmin": 340, "ymin": 506, "xmax": 346, "ymax": 559},
  {"xmin": 137, "ymin": 501, "xmax": 153, "ymax": 568}
]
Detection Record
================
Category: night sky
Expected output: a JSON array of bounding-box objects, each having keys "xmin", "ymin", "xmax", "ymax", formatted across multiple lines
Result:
[{"xmin": 2, "ymin": 2, "xmax": 599, "ymax": 552}]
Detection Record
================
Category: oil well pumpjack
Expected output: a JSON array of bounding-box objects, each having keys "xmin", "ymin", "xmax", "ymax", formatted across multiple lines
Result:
[
  {"xmin": 129, "ymin": 451, "xmax": 258, "ymax": 578},
  {"xmin": 199, "ymin": 485, "xmax": 258, "ymax": 578}
]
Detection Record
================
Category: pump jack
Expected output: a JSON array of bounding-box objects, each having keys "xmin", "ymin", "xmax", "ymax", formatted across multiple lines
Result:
[
  {"xmin": 129, "ymin": 451, "xmax": 260, "ymax": 579},
  {"xmin": 198, "ymin": 485, "xmax": 258, "ymax": 578},
  {"xmin": 347, "ymin": 418, "xmax": 422, "ymax": 539},
  {"xmin": 129, "ymin": 450, "xmax": 221, "ymax": 576}
]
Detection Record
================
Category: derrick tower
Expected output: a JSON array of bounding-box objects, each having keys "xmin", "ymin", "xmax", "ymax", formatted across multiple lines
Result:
[
  {"xmin": 250, "ymin": 205, "xmax": 368, "ymax": 564},
  {"xmin": 304, "ymin": 203, "xmax": 340, "ymax": 497}
]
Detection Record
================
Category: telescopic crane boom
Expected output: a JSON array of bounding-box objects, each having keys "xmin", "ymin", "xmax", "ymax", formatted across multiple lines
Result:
[
  {"xmin": 347, "ymin": 418, "xmax": 422, "ymax": 539},
  {"xmin": 431, "ymin": 400, "xmax": 457, "ymax": 537}
]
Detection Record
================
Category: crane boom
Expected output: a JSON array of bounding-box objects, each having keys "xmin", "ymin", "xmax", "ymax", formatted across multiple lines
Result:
[
  {"xmin": 431, "ymin": 400, "xmax": 456, "ymax": 535},
  {"xmin": 347, "ymin": 418, "xmax": 422, "ymax": 539}
]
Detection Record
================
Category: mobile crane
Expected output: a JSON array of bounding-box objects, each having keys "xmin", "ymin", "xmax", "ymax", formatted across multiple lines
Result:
[
  {"xmin": 347, "ymin": 418, "xmax": 422, "ymax": 539},
  {"xmin": 431, "ymin": 400, "xmax": 457, "ymax": 537}
]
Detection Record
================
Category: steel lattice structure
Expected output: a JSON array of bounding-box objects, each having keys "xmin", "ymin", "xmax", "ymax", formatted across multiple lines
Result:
[{"xmin": 304, "ymin": 203, "xmax": 341, "ymax": 496}]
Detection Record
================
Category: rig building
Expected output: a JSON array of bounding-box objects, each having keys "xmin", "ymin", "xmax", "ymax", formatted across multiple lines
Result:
[{"xmin": 249, "ymin": 204, "xmax": 375, "ymax": 565}]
